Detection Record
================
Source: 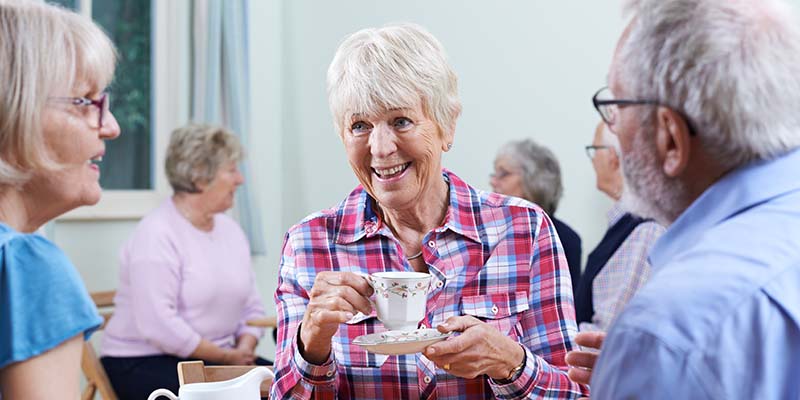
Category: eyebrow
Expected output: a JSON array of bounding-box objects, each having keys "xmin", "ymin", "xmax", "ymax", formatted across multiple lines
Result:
[{"xmin": 350, "ymin": 107, "xmax": 413, "ymax": 119}]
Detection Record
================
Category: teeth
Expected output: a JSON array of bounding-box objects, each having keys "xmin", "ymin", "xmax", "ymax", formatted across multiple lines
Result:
[
  {"xmin": 89, "ymin": 156, "xmax": 103, "ymax": 164},
  {"xmin": 375, "ymin": 164, "xmax": 407, "ymax": 177}
]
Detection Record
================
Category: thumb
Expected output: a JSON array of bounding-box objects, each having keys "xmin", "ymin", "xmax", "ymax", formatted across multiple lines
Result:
[{"xmin": 437, "ymin": 315, "xmax": 481, "ymax": 333}]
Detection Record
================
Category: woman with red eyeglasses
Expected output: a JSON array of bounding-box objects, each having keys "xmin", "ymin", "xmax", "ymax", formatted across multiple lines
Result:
[{"xmin": 0, "ymin": 2, "xmax": 120, "ymax": 398}]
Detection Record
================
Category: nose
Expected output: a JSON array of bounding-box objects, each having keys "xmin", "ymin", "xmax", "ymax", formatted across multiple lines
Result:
[
  {"xmin": 368, "ymin": 123, "xmax": 397, "ymax": 158},
  {"xmin": 234, "ymin": 168, "xmax": 245, "ymax": 186},
  {"xmin": 101, "ymin": 111, "xmax": 121, "ymax": 140},
  {"xmin": 489, "ymin": 176, "xmax": 499, "ymax": 191}
]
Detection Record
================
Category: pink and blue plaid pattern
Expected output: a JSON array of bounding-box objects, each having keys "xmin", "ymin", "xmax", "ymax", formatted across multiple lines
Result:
[
  {"xmin": 272, "ymin": 170, "xmax": 589, "ymax": 399},
  {"xmin": 579, "ymin": 204, "xmax": 666, "ymax": 333}
]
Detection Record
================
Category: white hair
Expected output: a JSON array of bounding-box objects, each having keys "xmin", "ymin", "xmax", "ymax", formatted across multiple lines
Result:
[
  {"xmin": 326, "ymin": 23, "xmax": 462, "ymax": 138},
  {"xmin": 619, "ymin": 0, "xmax": 800, "ymax": 170},
  {"xmin": 496, "ymin": 139, "xmax": 563, "ymax": 215},
  {"xmin": 0, "ymin": 0, "xmax": 116, "ymax": 185}
]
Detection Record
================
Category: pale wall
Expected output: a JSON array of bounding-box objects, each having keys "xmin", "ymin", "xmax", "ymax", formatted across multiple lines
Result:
[{"xmin": 57, "ymin": 0, "xmax": 636, "ymax": 361}]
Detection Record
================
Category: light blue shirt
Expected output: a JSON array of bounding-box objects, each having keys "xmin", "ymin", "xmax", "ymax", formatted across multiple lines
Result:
[
  {"xmin": 591, "ymin": 148, "xmax": 800, "ymax": 399},
  {"xmin": 0, "ymin": 223, "xmax": 101, "ymax": 370}
]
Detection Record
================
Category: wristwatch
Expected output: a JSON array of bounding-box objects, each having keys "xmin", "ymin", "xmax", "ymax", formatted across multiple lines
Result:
[{"xmin": 494, "ymin": 344, "xmax": 526, "ymax": 384}]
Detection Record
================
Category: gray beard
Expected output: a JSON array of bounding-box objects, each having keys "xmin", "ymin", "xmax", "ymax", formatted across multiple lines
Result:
[{"xmin": 618, "ymin": 129, "xmax": 690, "ymax": 226}]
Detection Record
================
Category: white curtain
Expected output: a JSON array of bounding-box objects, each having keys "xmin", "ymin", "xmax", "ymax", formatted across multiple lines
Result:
[{"xmin": 191, "ymin": 0, "xmax": 266, "ymax": 255}]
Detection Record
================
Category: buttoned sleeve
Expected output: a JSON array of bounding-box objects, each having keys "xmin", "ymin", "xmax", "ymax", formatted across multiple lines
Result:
[
  {"xmin": 271, "ymin": 231, "xmax": 338, "ymax": 399},
  {"xmin": 489, "ymin": 211, "xmax": 590, "ymax": 399}
]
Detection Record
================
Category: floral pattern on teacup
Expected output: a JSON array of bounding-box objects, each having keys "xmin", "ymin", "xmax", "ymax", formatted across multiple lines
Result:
[{"xmin": 373, "ymin": 281, "xmax": 427, "ymax": 299}]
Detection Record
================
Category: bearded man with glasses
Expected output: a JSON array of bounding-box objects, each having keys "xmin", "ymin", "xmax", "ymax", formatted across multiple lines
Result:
[{"xmin": 566, "ymin": 0, "xmax": 800, "ymax": 398}]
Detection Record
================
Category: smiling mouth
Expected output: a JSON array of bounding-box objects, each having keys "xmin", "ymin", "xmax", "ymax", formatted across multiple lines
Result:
[
  {"xmin": 87, "ymin": 156, "xmax": 103, "ymax": 166},
  {"xmin": 372, "ymin": 162, "xmax": 411, "ymax": 179}
]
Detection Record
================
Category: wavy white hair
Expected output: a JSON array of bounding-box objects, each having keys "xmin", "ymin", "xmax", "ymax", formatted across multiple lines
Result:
[
  {"xmin": 326, "ymin": 23, "xmax": 462, "ymax": 138},
  {"xmin": 618, "ymin": 0, "xmax": 800, "ymax": 170}
]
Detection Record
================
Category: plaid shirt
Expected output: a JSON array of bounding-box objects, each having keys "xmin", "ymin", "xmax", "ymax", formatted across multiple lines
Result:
[
  {"xmin": 579, "ymin": 204, "xmax": 665, "ymax": 333},
  {"xmin": 272, "ymin": 170, "xmax": 589, "ymax": 399}
]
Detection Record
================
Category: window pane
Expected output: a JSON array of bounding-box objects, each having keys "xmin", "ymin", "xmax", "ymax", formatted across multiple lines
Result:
[
  {"xmin": 48, "ymin": 0, "xmax": 76, "ymax": 9},
  {"xmin": 92, "ymin": 0, "xmax": 153, "ymax": 189}
]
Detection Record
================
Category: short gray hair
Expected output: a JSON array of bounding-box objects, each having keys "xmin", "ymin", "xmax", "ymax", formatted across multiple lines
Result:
[
  {"xmin": 0, "ymin": 0, "xmax": 116, "ymax": 185},
  {"xmin": 327, "ymin": 23, "xmax": 462, "ymax": 138},
  {"xmin": 496, "ymin": 139, "xmax": 563, "ymax": 215},
  {"xmin": 619, "ymin": 0, "xmax": 800, "ymax": 170},
  {"xmin": 165, "ymin": 123, "xmax": 243, "ymax": 193}
]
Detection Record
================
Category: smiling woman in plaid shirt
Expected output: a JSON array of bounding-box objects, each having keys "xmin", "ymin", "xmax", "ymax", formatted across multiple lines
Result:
[{"xmin": 272, "ymin": 23, "xmax": 589, "ymax": 399}]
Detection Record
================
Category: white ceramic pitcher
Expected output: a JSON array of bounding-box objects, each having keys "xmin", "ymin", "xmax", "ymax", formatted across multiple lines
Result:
[{"xmin": 147, "ymin": 366, "xmax": 274, "ymax": 400}]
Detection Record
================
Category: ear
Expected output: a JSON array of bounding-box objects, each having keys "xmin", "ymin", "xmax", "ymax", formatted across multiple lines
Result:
[
  {"xmin": 655, "ymin": 107, "xmax": 692, "ymax": 177},
  {"xmin": 440, "ymin": 125, "xmax": 456, "ymax": 152},
  {"xmin": 440, "ymin": 106, "xmax": 460, "ymax": 152},
  {"xmin": 194, "ymin": 179, "xmax": 208, "ymax": 192},
  {"xmin": 607, "ymin": 148, "xmax": 621, "ymax": 171}
]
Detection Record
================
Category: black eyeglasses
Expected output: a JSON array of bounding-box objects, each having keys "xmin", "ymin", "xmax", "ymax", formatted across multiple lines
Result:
[
  {"xmin": 592, "ymin": 86, "xmax": 696, "ymax": 136},
  {"xmin": 585, "ymin": 145, "xmax": 610, "ymax": 159},
  {"xmin": 49, "ymin": 92, "xmax": 110, "ymax": 128},
  {"xmin": 489, "ymin": 169, "xmax": 515, "ymax": 180}
]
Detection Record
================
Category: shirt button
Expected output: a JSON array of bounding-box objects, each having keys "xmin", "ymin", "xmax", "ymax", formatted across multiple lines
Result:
[
  {"xmin": 427, "ymin": 240, "xmax": 436, "ymax": 248},
  {"xmin": 491, "ymin": 305, "xmax": 499, "ymax": 314},
  {"xmin": 325, "ymin": 370, "xmax": 334, "ymax": 377},
  {"xmin": 436, "ymin": 281, "xmax": 444, "ymax": 288},
  {"xmin": 423, "ymin": 376, "xmax": 432, "ymax": 384}
]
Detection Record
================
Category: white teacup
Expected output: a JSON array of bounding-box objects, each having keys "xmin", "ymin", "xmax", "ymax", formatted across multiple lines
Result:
[{"xmin": 365, "ymin": 271, "xmax": 432, "ymax": 331}]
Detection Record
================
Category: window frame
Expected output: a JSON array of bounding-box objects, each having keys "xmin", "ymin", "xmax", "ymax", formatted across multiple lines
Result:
[{"xmin": 59, "ymin": 0, "xmax": 189, "ymax": 221}]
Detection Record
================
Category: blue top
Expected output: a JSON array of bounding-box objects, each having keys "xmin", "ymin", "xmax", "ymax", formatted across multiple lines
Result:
[
  {"xmin": 0, "ymin": 223, "xmax": 102, "ymax": 369},
  {"xmin": 591, "ymin": 148, "xmax": 800, "ymax": 399}
]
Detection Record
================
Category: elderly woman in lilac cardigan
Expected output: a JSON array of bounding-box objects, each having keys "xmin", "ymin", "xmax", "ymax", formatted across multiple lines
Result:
[{"xmin": 100, "ymin": 124, "xmax": 268, "ymax": 400}]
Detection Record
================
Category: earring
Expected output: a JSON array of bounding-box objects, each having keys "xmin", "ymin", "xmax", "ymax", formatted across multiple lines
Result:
[{"xmin": 447, "ymin": 143, "xmax": 453, "ymax": 150}]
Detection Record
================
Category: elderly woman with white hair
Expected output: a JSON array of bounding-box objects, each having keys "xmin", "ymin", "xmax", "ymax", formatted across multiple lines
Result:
[
  {"xmin": 0, "ymin": 2, "xmax": 120, "ymax": 398},
  {"xmin": 491, "ymin": 139, "xmax": 583, "ymax": 298},
  {"xmin": 100, "ymin": 124, "xmax": 268, "ymax": 400},
  {"xmin": 273, "ymin": 23, "xmax": 588, "ymax": 399}
]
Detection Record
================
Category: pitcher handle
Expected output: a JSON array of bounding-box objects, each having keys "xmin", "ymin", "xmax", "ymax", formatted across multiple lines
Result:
[{"xmin": 148, "ymin": 388, "xmax": 179, "ymax": 400}]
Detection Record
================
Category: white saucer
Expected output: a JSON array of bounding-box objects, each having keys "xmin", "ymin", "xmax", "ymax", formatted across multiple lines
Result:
[{"xmin": 353, "ymin": 329, "xmax": 452, "ymax": 355}]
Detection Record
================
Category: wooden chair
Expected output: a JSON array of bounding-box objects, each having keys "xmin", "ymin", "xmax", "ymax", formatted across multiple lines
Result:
[
  {"xmin": 178, "ymin": 361, "xmax": 273, "ymax": 398},
  {"xmin": 81, "ymin": 290, "xmax": 118, "ymax": 400}
]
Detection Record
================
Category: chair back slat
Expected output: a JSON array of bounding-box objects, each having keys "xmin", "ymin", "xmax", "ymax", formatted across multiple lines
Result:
[
  {"xmin": 82, "ymin": 290, "xmax": 119, "ymax": 400},
  {"xmin": 177, "ymin": 361, "xmax": 272, "ymax": 398}
]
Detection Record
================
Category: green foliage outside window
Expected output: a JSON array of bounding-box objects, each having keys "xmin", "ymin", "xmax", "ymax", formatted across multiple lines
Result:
[{"xmin": 92, "ymin": 0, "xmax": 153, "ymax": 189}]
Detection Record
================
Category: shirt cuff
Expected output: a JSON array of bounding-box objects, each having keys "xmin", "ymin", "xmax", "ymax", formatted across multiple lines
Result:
[
  {"xmin": 292, "ymin": 338, "xmax": 337, "ymax": 385},
  {"xmin": 489, "ymin": 346, "xmax": 538, "ymax": 399}
]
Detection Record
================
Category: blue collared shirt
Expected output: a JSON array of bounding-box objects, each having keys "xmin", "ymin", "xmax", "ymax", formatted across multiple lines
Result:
[{"xmin": 591, "ymin": 148, "xmax": 800, "ymax": 399}]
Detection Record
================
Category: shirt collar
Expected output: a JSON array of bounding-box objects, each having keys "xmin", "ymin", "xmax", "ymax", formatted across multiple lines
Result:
[
  {"xmin": 649, "ymin": 147, "xmax": 800, "ymax": 268},
  {"xmin": 335, "ymin": 169, "xmax": 482, "ymax": 244}
]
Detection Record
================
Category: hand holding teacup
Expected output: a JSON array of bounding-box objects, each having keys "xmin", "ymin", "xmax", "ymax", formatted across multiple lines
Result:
[
  {"xmin": 299, "ymin": 271, "xmax": 374, "ymax": 364},
  {"xmin": 425, "ymin": 316, "xmax": 526, "ymax": 380},
  {"xmin": 363, "ymin": 271, "xmax": 432, "ymax": 331}
]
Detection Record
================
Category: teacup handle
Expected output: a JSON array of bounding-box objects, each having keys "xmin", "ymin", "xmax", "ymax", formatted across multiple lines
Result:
[
  {"xmin": 148, "ymin": 389, "xmax": 179, "ymax": 400},
  {"xmin": 355, "ymin": 271, "xmax": 374, "ymax": 288}
]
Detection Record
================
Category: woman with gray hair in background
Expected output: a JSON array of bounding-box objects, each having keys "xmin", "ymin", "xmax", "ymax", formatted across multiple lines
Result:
[
  {"xmin": 100, "ymin": 123, "xmax": 268, "ymax": 400},
  {"xmin": 491, "ymin": 139, "xmax": 583, "ymax": 298},
  {"xmin": 0, "ymin": 1, "xmax": 120, "ymax": 398},
  {"xmin": 272, "ymin": 23, "xmax": 588, "ymax": 399}
]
